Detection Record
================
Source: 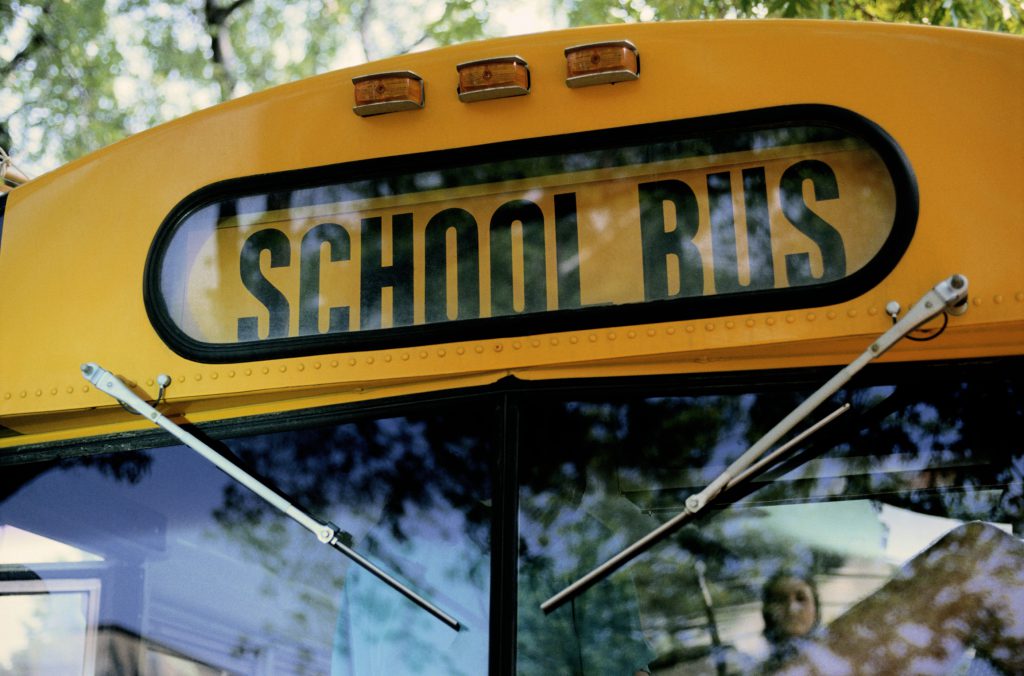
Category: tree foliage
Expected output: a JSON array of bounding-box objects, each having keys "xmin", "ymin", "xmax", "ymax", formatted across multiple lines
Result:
[
  {"xmin": 1, "ymin": 0, "xmax": 1019, "ymax": 173},
  {"xmin": 559, "ymin": 0, "xmax": 1022, "ymax": 29},
  {"xmin": 0, "ymin": 0, "xmax": 491, "ymax": 172}
]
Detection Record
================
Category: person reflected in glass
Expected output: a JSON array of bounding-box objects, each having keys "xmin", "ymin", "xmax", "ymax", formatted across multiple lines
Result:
[
  {"xmin": 759, "ymin": 571, "xmax": 821, "ymax": 673},
  {"xmin": 761, "ymin": 522, "xmax": 1024, "ymax": 675}
]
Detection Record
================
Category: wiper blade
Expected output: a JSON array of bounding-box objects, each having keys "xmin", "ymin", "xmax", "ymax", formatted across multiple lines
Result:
[
  {"xmin": 541, "ymin": 274, "xmax": 969, "ymax": 614},
  {"xmin": 80, "ymin": 363, "xmax": 461, "ymax": 632}
]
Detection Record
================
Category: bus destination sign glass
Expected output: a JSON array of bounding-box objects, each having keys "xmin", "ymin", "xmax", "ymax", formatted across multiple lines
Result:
[{"xmin": 147, "ymin": 109, "xmax": 914, "ymax": 361}]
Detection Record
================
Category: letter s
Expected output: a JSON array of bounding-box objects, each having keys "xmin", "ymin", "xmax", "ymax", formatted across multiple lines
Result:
[
  {"xmin": 238, "ymin": 229, "xmax": 291, "ymax": 340},
  {"xmin": 780, "ymin": 160, "xmax": 846, "ymax": 286}
]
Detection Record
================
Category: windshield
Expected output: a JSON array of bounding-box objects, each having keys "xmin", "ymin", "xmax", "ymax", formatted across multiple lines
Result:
[
  {"xmin": 516, "ymin": 362, "xmax": 1023, "ymax": 674},
  {"xmin": 0, "ymin": 405, "xmax": 495, "ymax": 675},
  {"xmin": 1, "ymin": 361, "xmax": 1020, "ymax": 675}
]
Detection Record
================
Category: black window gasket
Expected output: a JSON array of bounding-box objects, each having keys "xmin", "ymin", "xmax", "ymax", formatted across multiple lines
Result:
[
  {"xmin": 143, "ymin": 104, "xmax": 918, "ymax": 364},
  {"xmin": 0, "ymin": 191, "xmax": 8, "ymax": 260}
]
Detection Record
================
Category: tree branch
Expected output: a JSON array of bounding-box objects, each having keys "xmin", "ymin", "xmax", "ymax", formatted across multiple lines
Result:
[{"xmin": 202, "ymin": 0, "xmax": 256, "ymax": 100}]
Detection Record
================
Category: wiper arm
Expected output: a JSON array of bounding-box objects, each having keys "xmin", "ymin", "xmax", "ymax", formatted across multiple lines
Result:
[
  {"xmin": 80, "ymin": 363, "xmax": 461, "ymax": 632},
  {"xmin": 542, "ymin": 274, "xmax": 969, "ymax": 614}
]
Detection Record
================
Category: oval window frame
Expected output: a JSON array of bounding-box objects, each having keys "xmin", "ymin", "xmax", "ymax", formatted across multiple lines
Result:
[{"xmin": 144, "ymin": 104, "xmax": 918, "ymax": 363}]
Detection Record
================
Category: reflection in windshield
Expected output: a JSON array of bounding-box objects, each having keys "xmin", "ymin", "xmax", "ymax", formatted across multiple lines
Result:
[
  {"xmin": 0, "ymin": 406, "xmax": 494, "ymax": 675},
  {"xmin": 516, "ymin": 364, "xmax": 1023, "ymax": 674},
  {"xmin": 770, "ymin": 521, "xmax": 1024, "ymax": 674},
  {"xmin": 2, "ymin": 362, "xmax": 1020, "ymax": 674}
]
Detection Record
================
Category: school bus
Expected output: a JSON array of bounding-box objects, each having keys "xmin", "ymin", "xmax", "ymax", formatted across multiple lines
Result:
[{"xmin": 1, "ymin": 19, "xmax": 1022, "ymax": 675}]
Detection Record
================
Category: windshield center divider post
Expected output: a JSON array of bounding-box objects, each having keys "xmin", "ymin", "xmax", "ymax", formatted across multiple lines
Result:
[
  {"xmin": 540, "ymin": 274, "xmax": 969, "ymax": 615},
  {"xmin": 79, "ymin": 362, "xmax": 461, "ymax": 632}
]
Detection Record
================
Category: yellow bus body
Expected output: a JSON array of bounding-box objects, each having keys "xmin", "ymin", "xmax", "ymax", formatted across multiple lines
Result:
[{"xmin": 0, "ymin": 20, "xmax": 1021, "ymax": 449}]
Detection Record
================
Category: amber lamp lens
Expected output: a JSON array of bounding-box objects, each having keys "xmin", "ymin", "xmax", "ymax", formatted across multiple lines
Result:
[
  {"xmin": 457, "ymin": 57, "xmax": 530, "ymax": 102},
  {"xmin": 565, "ymin": 42, "xmax": 639, "ymax": 87},
  {"xmin": 352, "ymin": 72, "xmax": 423, "ymax": 116}
]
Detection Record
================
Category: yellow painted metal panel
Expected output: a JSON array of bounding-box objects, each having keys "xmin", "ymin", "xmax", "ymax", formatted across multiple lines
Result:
[{"xmin": 0, "ymin": 21, "xmax": 1021, "ymax": 445}]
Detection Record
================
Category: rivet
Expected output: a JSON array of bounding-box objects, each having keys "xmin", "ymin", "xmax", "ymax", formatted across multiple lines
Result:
[
  {"xmin": 349, "ymin": 358, "xmax": 358, "ymax": 366},
  {"xmin": 279, "ymin": 365, "xmax": 287, "ymax": 373},
  {"xmin": 725, "ymin": 321, "xmax": 734, "ymax": 329},
  {"xmin": 245, "ymin": 368, "xmax": 253, "ymax": 376},
  {"xmin": 421, "ymin": 350, "xmax": 430, "ymax": 359},
  {"xmin": 868, "ymin": 307, "xmax": 878, "ymax": 316},
  {"xmin": 178, "ymin": 375, "xmax": 186, "ymax": 383},
  {"xmin": 766, "ymin": 317, "xmax": 776, "ymax": 326},
  {"xmin": 994, "ymin": 294, "xmax": 1004, "ymax": 304},
  {"xmin": 146, "ymin": 378, "xmax": 155, "ymax": 386},
  {"xmin": 786, "ymin": 315, "xmax": 796, "ymax": 324},
  {"xmin": 366, "ymin": 356, "xmax": 375, "ymax": 364},
  {"xmin": 297, "ymin": 364, "xmax": 305, "ymax": 372},
  {"xmin": 228, "ymin": 370, "xmax": 236, "ymax": 377},
  {"xmin": 3, "ymin": 392, "xmax": 10, "ymax": 400},
  {"xmin": 607, "ymin": 332, "xmax": 617, "ymax": 340},
  {"xmin": 827, "ymin": 311, "xmax": 837, "ymax": 320},
  {"xmin": 436, "ymin": 350, "xmax": 445, "ymax": 358},
  {"xmin": 401, "ymin": 353, "xmax": 410, "ymax": 361},
  {"xmin": 314, "ymin": 362, "xmax": 321, "ymax": 370},
  {"xmin": 973, "ymin": 297, "xmax": 983, "ymax": 306},
  {"xmin": 686, "ymin": 325, "xmax": 695, "ymax": 333},
  {"xmin": 807, "ymin": 313, "xmax": 816, "ymax": 322},
  {"xmin": 457, "ymin": 347, "xmax": 466, "ymax": 355},
  {"xmin": 588, "ymin": 334, "xmax": 598, "ymax": 342},
  {"xmin": 195, "ymin": 374, "xmax": 203, "ymax": 381},
  {"xmin": 494, "ymin": 344, "xmax": 503, "ymax": 352},
  {"xmin": 211, "ymin": 372, "xmax": 219, "ymax": 379},
  {"xmin": 50, "ymin": 388, "xmax": 58, "ymax": 395},
  {"xmin": 847, "ymin": 309, "xmax": 858, "ymax": 318},
  {"xmin": 19, "ymin": 391, "xmax": 27, "ymax": 398},
  {"xmin": 746, "ymin": 319, "xmax": 755, "ymax": 328},
  {"xmin": 384, "ymin": 354, "xmax": 392, "ymax": 362},
  {"xmin": 34, "ymin": 389, "xmax": 42, "ymax": 397},
  {"xmin": 331, "ymin": 360, "xmax": 339, "ymax": 368},
  {"xmin": 531, "ymin": 339, "xmax": 541, "ymax": 348},
  {"xmin": 705, "ymin": 323, "xmax": 715, "ymax": 332},
  {"xmin": 550, "ymin": 338, "xmax": 559, "ymax": 346},
  {"xmin": 666, "ymin": 328, "xmax": 676, "ymax": 335},
  {"xmin": 627, "ymin": 331, "xmax": 636, "ymax": 339},
  {"xmin": 475, "ymin": 345, "xmax": 484, "ymax": 354},
  {"xmin": 83, "ymin": 386, "xmax": 90, "ymax": 393},
  {"xmin": 1015, "ymin": 291, "xmax": 1023, "ymax": 302},
  {"xmin": 570, "ymin": 336, "xmax": 579, "ymax": 344},
  {"xmin": 66, "ymin": 387, "xmax": 74, "ymax": 394},
  {"xmin": 512, "ymin": 342, "xmax": 521, "ymax": 350}
]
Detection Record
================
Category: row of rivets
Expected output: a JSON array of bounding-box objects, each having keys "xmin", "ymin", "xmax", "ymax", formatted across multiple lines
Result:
[{"xmin": 3, "ymin": 293, "xmax": 1021, "ymax": 403}]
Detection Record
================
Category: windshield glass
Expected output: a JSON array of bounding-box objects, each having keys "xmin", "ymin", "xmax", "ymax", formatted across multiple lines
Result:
[
  {"xmin": 2, "ymin": 361, "xmax": 1020, "ymax": 675},
  {"xmin": 516, "ymin": 362, "xmax": 1023, "ymax": 674},
  {"xmin": 0, "ymin": 404, "xmax": 495, "ymax": 676}
]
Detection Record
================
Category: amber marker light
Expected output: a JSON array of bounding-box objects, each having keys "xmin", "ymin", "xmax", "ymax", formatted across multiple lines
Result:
[
  {"xmin": 565, "ymin": 41, "xmax": 639, "ymax": 88},
  {"xmin": 457, "ymin": 57, "xmax": 530, "ymax": 102},
  {"xmin": 352, "ymin": 71, "xmax": 424, "ymax": 117}
]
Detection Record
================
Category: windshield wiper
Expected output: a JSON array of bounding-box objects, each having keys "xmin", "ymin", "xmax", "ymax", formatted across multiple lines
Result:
[
  {"xmin": 541, "ymin": 274, "xmax": 969, "ymax": 614},
  {"xmin": 80, "ymin": 363, "xmax": 461, "ymax": 632}
]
